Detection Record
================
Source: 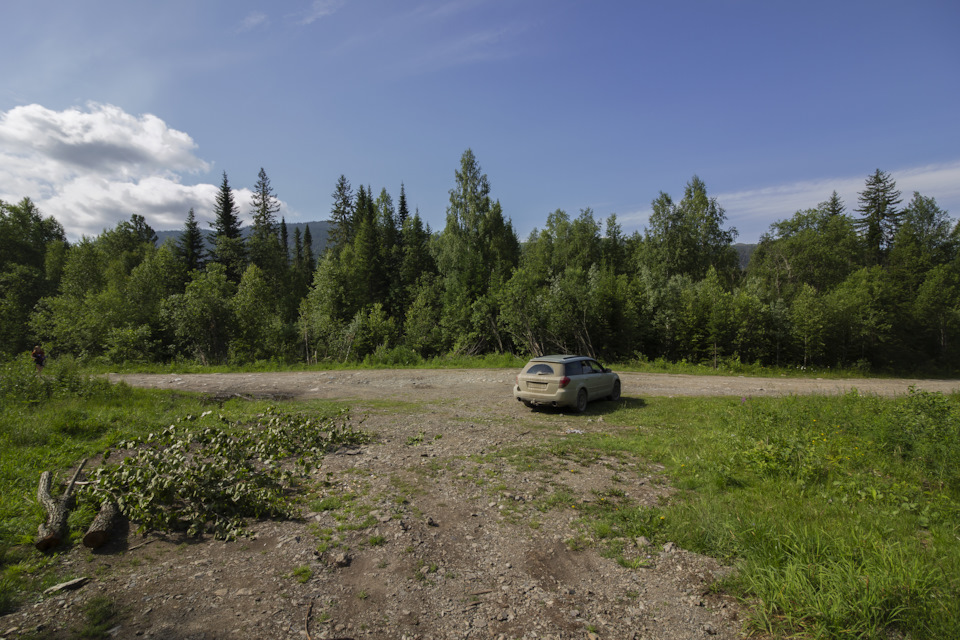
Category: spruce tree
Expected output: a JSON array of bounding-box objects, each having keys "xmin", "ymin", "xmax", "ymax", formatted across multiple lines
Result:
[
  {"xmin": 329, "ymin": 175, "xmax": 354, "ymax": 254},
  {"xmin": 822, "ymin": 190, "xmax": 845, "ymax": 217},
  {"xmin": 177, "ymin": 207, "xmax": 205, "ymax": 272},
  {"xmin": 248, "ymin": 167, "xmax": 284, "ymax": 283},
  {"xmin": 302, "ymin": 225, "xmax": 315, "ymax": 272},
  {"xmin": 398, "ymin": 182, "xmax": 410, "ymax": 227},
  {"xmin": 855, "ymin": 169, "xmax": 902, "ymax": 265},
  {"xmin": 209, "ymin": 171, "xmax": 246, "ymax": 281},
  {"xmin": 280, "ymin": 217, "xmax": 289, "ymax": 265},
  {"xmin": 292, "ymin": 227, "xmax": 303, "ymax": 271}
]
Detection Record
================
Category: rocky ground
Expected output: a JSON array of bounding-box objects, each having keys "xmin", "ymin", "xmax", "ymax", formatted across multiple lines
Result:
[{"xmin": 4, "ymin": 370, "xmax": 956, "ymax": 640}]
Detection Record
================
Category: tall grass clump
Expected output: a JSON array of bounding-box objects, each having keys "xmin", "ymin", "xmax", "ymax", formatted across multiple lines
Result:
[{"xmin": 572, "ymin": 391, "xmax": 960, "ymax": 639}]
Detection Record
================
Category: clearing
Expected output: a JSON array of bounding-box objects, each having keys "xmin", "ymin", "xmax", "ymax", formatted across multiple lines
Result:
[{"xmin": 5, "ymin": 370, "xmax": 955, "ymax": 640}]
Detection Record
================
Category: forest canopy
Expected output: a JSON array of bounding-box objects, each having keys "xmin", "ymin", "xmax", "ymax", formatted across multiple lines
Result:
[{"xmin": 2, "ymin": 151, "xmax": 958, "ymax": 373}]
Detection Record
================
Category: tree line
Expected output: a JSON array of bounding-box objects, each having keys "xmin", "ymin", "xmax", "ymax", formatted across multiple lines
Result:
[{"xmin": 1, "ymin": 151, "xmax": 957, "ymax": 373}]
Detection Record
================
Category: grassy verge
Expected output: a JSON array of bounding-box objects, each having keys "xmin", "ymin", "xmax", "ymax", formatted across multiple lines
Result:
[
  {"xmin": 80, "ymin": 351, "xmax": 528, "ymax": 375},
  {"xmin": 0, "ymin": 355, "xmax": 362, "ymax": 613},
  {"xmin": 552, "ymin": 391, "xmax": 960, "ymax": 639}
]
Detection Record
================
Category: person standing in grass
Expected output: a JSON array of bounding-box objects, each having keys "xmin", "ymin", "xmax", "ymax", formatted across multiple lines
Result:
[{"xmin": 31, "ymin": 345, "xmax": 46, "ymax": 374}]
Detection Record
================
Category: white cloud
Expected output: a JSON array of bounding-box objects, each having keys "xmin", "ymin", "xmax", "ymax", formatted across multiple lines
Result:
[
  {"xmin": 296, "ymin": 0, "xmax": 345, "ymax": 25},
  {"xmin": 0, "ymin": 103, "xmax": 269, "ymax": 240},
  {"xmin": 719, "ymin": 161, "xmax": 960, "ymax": 242},
  {"xmin": 237, "ymin": 12, "xmax": 269, "ymax": 33},
  {"xmin": 618, "ymin": 161, "xmax": 960, "ymax": 243}
]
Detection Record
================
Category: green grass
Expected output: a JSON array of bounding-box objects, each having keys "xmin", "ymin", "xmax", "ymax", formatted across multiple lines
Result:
[
  {"xmin": 83, "ymin": 351, "xmax": 528, "ymax": 374},
  {"xmin": 555, "ymin": 391, "xmax": 960, "ymax": 639},
  {"xmin": 70, "ymin": 595, "xmax": 123, "ymax": 639},
  {"xmin": 0, "ymin": 356, "xmax": 358, "ymax": 613},
  {"xmin": 5, "ymin": 354, "xmax": 958, "ymax": 637}
]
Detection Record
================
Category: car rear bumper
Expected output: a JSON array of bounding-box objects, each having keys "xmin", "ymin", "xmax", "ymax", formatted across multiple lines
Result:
[{"xmin": 513, "ymin": 385, "xmax": 577, "ymax": 407}]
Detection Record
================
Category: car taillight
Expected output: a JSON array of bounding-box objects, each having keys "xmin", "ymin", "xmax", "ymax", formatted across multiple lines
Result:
[{"xmin": 559, "ymin": 376, "xmax": 571, "ymax": 388}]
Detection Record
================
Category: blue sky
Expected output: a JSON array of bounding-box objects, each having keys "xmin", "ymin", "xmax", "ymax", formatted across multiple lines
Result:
[{"xmin": 1, "ymin": 0, "xmax": 958, "ymax": 243}]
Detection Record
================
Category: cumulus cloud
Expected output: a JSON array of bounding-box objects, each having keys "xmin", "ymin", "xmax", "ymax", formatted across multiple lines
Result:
[{"xmin": 0, "ymin": 103, "xmax": 261, "ymax": 240}]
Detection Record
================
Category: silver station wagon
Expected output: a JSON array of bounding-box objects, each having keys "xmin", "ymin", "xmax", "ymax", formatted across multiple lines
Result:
[{"xmin": 514, "ymin": 354, "xmax": 621, "ymax": 412}]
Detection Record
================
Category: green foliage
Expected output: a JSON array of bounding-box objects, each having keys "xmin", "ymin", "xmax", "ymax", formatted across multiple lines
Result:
[
  {"xmin": 0, "ymin": 354, "xmax": 119, "ymax": 407},
  {"xmin": 7, "ymin": 161, "xmax": 960, "ymax": 372},
  {"xmin": 83, "ymin": 408, "xmax": 371, "ymax": 539},
  {"xmin": 641, "ymin": 176, "xmax": 739, "ymax": 282},
  {"xmin": 161, "ymin": 264, "xmax": 236, "ymax": 364}
]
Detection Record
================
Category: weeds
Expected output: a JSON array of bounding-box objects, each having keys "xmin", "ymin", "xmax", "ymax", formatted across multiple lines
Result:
[{"xmin": 571, "ymin": 391, "xmax": 960, "ymax": 639}]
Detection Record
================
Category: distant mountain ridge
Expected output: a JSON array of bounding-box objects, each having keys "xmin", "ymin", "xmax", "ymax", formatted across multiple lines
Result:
[
  {"xmin": 733, "ymin": 243, "xmax": 756, "ymax": 270},
  {"xmin": 155, "ymin": 220, "xmax": 332, "ymax": 257},
  {"xmin": 155, "ymin": 223, "xmax": 757, "ymax": 270}
]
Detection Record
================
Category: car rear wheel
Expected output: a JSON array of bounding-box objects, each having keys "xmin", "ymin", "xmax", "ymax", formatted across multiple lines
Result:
[
  {"xmin": 609, "ymin": 380, "xmax": 621, "ymax": 401},
  {"xmin": 575, "ymin": 388, "xmax": 588, "ymax": 413}
]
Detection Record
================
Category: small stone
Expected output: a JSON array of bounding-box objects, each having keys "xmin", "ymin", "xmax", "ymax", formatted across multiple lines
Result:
[
  {"xmin": 329, "ymin": 551, "xmax": 351, "ymax": 568},
  {"xmin": 635, "ymin": 536, "xmax": 651, "ymax": 548},
  {"xmin": 662, "ymin": 541, "xmax": 676, "ymax": 553}
]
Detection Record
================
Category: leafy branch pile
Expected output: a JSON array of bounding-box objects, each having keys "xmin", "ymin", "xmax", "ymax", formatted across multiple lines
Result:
[{"xmin": 81, "ymin": 408, "xmax": 371, "ymax": 539}]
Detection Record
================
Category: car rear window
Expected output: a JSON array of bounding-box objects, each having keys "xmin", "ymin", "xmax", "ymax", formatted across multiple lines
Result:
[{"xmin": 524, "ymin": 363, "xmax": 556, "ymax": 375}]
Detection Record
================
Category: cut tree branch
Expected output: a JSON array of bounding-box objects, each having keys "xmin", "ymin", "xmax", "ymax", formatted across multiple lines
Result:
[
  {"xmin": 36, "ymin": 459, "xmax": 87, "ymax": 552},
  {"xmin": 83, "ymin": 500, "xmax": 119, "ymax": 549}
]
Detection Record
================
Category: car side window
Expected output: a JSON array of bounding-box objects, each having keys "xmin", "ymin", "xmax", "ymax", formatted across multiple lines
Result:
[
  {"xmin": 565, "ymin": 362, "xmax": 581, "ymax": 376},
  {"xmin": 526, "ymin": 363, "xmax": 554, "ymax": 375},
  {"xmin": 587, "ymin": 361, "xmax": 603, "ymax": 374}
]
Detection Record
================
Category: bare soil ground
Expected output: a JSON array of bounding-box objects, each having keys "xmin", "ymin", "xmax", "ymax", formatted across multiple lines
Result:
[{"xmin": 4, "ymin": 370, "xmax": 957, "ymax": 640}]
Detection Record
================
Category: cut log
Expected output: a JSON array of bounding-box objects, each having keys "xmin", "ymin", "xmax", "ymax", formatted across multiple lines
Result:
[
  {"xmin": 35, "ymin": 459, "xmax": 87, "ymax": 552},
  {"xmin": 83, "ymin": 501, "xmax": 119, "ymax": 549}
]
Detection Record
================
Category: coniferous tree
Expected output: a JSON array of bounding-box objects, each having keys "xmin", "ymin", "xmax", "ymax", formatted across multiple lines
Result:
[
  {"xmin": 398, "ymin": 182, "xmax": 410, "ymax": 227},
  {"xmin": 280, "ymin": 217, "xmax": 289, "ymax": 264},
  {"xmin": 855, "ymin": 169, "xmax": 902, "ymax": 265},
  {"xmin": 176, "ymin": 208, "xmax": 205, "ymax": 273},
  {"xmin": 293, "ymin": 227, "xmax": 303, "ymax": 269},
  {"xmin": 209, "ymin": 171, "xmax": 246, "ymax": 281},
  {"xmin": 329, "ymin": 175, "xmax": 354, "ymax": 254},
  {"xmin": 302, "ymin": 225, "xmax": 315, "ymax": 273},
  {"xmin": 248, "ymin": 168, "xmax": 284, "ymax": 285},
  {"xmin": 435, "ymin": 149, "xmax": 519, "ymax": 351},
  {"xmin": 823, "ymin": 190, "xmax": 845, "ymax": 217}
]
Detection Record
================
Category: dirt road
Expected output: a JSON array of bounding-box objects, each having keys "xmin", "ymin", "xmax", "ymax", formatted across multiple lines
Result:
[{"xmin": 108, "ymin": 368, "xmax": 960, "ymax": 403}]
